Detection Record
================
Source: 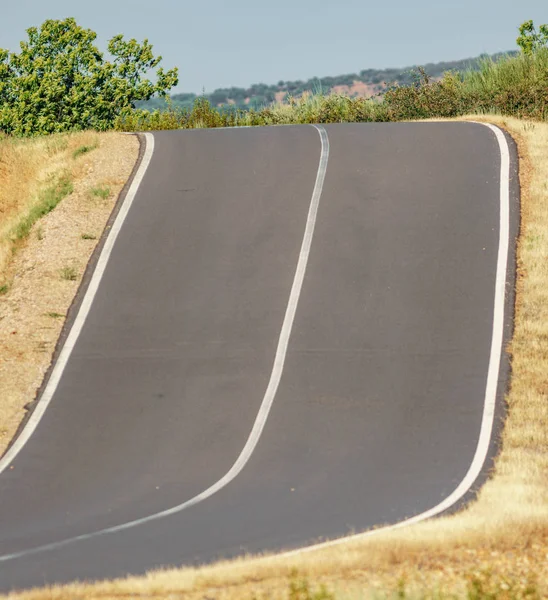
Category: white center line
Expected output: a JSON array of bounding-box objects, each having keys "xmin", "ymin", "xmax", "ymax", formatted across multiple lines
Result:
[{"xmin": 273, "ymin": 120, "xmax": 512, "ymax": 561}]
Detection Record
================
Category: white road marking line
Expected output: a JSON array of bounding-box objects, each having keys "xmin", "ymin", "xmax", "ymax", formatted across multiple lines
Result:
[
  {"xmin": 0, "ymin": 124, "xmax": 330, "ymax": 562},
  {"xmin": 272, "ymin": 121, "xmax": 512, "ymax": 561},
  {"xmin": 0, "ymin": 133, "xmax": 155, "ymax": 478}
]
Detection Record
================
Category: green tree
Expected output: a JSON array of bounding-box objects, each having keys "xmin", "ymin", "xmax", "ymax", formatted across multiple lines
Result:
[
  {"xmin": 0, "ymin": 17, "xmax": 178, "ymax": 135},
  {"xmin": 517, "ymin": 20, "xmax": 548, "ymax": 55}
]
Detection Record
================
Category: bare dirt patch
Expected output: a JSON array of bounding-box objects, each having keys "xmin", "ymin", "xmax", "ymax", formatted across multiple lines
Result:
[{"xmin": 0, "ymin": 132, "xmax": 138, "ymax": 456}]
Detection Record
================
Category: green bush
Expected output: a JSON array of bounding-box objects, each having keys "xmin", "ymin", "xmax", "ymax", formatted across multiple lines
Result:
[
  {"xmin": 383, "ymin": 69, "xmax": 475, "ymax": 120},
  {"xmin": 382, "ymin": 47, "xmax": 548, "ymax": 122}
]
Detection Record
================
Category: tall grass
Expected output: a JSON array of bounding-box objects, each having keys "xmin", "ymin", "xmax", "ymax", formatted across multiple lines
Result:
[
  {"xmin": 116, "ymin": 49, "xmax": 548, "ymax": 132},
  {"xmin": 465, "ymin": 49, "xmax": 548, "ymax": 94},
  {"xmin": 463, "ymin": 48, "xmax": 548, "ymax": 120}
]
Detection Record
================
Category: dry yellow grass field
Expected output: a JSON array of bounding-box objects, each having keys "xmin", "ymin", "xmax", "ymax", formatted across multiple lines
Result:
[{"xmin": 1, "ymin": 117, "xmax": 547, "ymax": 599}]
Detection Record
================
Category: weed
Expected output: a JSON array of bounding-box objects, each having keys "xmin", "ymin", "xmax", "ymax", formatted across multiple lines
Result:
[
  {"xmin": 72, "ymin": 142, "xmax": 98, "ymax": 159},
  {"xmin": 90, "ymin": 185, "xmax": 111, "ymax": 200},
  {"xmin": 81, "ymin": 233, "xmax": 97, "ymax": 240},
  {"xmin": 466, "ymin": 569, "xmax": 541, "ymax": 599},
  {"xmin": 36, "ymin": 226, "xmax": 44, "ymax": 240},
  {"xmin": 35, "ymin": 341, "xmax": 49, "ymax": 353},
  {"xmin": 396, "ymin": 578, "xmax": 407, "ymax": 599},
  {"xmin": 525, "ymin": 233, "xmax": 541, "ymax": 249},
  {"xmin": 288, "ymin": 572, "xmax": 334, "ymax": 600},
  {"xmin": 60, "ymin": 266, "xmax": 78, "ymax": 281},
  {"xmin": 45, "ymin": 312, "xmax": 64, "ymax": 319},
  {"xmin": 0, "ymin": 284, "xmax": 9, "ymax": 295}
]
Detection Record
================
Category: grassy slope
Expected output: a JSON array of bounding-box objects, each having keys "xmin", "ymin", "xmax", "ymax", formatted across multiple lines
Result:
[{"xmin": 3, "ymin": 115, "xmax": 546, "ymax": 599}]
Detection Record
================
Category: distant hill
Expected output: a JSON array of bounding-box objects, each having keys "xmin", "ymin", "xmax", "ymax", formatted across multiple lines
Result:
[{"xmin": 139, "ymin": 51, "xmax": 516, "ymax": 112}]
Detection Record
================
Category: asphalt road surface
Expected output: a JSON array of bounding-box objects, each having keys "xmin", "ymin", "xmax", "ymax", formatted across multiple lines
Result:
[{"xmin": 0, "ymin": 123, "xmax": 518, "ymax": 591}]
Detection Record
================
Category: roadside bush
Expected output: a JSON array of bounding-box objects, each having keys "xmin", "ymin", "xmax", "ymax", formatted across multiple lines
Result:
[
  {"xmin": 384, "ymin": 69, "xmax": 475, "ymax": 120},
  {"xmin": 466, "ymin": 48, "xmax": 548, "ymax": 120},
  {"xmin": 383, "ymin": 45, "xmax": 548, "ymax": 122},
  {"xmin": 116, "ymin": 97, "xmax": 250, "ymax": 131}
]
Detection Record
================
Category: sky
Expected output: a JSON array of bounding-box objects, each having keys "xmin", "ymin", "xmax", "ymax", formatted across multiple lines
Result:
[{"xmin": 2, "ymin": 1, "xmax": 546, "ymax": 94}]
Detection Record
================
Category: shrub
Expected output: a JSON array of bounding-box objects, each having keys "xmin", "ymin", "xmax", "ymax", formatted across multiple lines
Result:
[
  {"xmin": 383, "ymin": 47, "xmax": 548, "ymax": 122},
  {"xmin": 384, "ymin": 69, "xmax": 475, "ymax": 121}
]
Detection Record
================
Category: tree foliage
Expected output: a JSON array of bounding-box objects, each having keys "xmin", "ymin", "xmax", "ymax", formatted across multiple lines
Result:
[
  {"xmin": 0, "ymin": 18, "xmax": 178, "ymax": 135},
  {"xmin": 517, "ymin": 20, "xmax": 548, "ymax": 55}
]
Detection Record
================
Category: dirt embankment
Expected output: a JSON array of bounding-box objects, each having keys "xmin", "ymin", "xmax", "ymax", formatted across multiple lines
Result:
[{"xmin": 0, "ymin": 132, "xmax": 138, "ymax": 457}]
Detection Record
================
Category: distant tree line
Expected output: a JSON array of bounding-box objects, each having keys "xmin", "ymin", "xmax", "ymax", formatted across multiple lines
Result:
[{"xmin": 138, "ymin": 51, "xmax": 517, "ymax": 112}]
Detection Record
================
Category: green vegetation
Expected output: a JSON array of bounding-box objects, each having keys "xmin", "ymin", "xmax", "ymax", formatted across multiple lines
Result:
[
  {"xmin": 10, "ymin": 175, "xmax": 73, "ymax": 242},
  {"xmin": 72, "ymin": 143, "xmax": 98, "ymax": 159},
  {"xmin": 90, "ymin": 185, "xmax": 111, "ymax": 200},
  {"xmin": 1, "ymin": 17, "xmax": 545, "ymax": 137},
  {"xmin": 116, "ymin": 46, "xmax": 548, "ymax": 131},
  {"xmin": 59, "ymin": 266, "xmax": 78, "ymax": 281},
  {"xmin": 0, "ymin": 18, "xmax": 178, "ymax": 136},
  {"xmin": 81, "ymin": 232, "xmax": 97, "ymax": 240},
  {"xmin": 126, "ymin": 19, "xmax": 547, "ymax": 129},
  {"xmin": 287, "ymin": 574, "xmax": 333, "ymax": 600},
  {"xmin": 380, "ymin": 46, "xmax": 548, "ymax": 122},
  {"xmin": 45, "ymin": 311, "xmax": 64, "ymax": 319},
  {"xmin": 138, "ymin": 52, "xmax": 515, "ymax": 112}
]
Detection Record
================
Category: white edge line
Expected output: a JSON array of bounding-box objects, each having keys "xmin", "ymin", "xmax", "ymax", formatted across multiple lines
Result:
[
  {"xmin": 0, "ymin": 132, "xmax": 156, "ymax": 477},
  {"xmin": 0, "ymin": 124, "xmax": 330, "ymax": 562},
  {"xmin": 272, "ymin": 120, "xmax": 512, "ymax": 562}
]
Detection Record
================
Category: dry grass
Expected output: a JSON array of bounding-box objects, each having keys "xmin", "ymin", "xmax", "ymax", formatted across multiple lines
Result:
[
  {"xmin": 2, "ymin": 116, "xmax": 548, "ymax": 598},
  {"xmin": 0, "ymin": 135, "xmax": 69, "ymax": 282},
  {"xmin": 0, "ymin": 132, "xmax": 138, "ymax": 456}
]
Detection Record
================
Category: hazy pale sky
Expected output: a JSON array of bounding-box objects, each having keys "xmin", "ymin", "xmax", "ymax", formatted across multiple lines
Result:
[{"xmin": 2, "ymin": 1, "xmax": 546, "ymax": 93}]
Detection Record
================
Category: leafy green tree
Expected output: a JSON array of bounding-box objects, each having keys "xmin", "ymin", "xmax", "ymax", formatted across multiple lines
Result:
[
  {"xmin": 0, "ymin": 18, "xmax": 178, "ymax": 135},
  {"xmin": 517, "ymin": 20, "xmax": 548, "ymax": 55}
]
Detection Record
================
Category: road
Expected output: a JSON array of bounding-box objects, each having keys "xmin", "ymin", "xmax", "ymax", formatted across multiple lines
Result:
[{"xmin": 0, "ymin": 123, "xmax": 518, "ymax": 591}]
